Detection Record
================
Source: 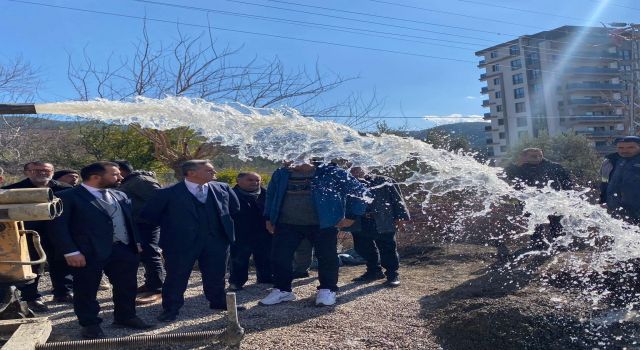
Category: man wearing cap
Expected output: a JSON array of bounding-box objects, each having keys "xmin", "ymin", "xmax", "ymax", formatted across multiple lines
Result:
[
  {"xmin": 260, "ymin": 157, "xmax": 368, "ymax": 307},
  {"xmin": 53, "ymin": 169, "xmax": 80, "ymax": 187},
  {"xmin": 600, "ymin": 136, "xmax": 640, "ymax": 224}
]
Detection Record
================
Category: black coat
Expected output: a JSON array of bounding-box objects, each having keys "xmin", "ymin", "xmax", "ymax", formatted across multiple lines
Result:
[
  {"xmin": 232, "ymin": 186, "xmax": 269, "ymax": 243},
  {"xmin": 504, "ymin": 159, "xmax": 573, "ymax": 191},
  {"xmin": 140, "ymin": 181, "xmax": 240, "ymax": 254},
  {"xmin": 51, "ymin": 186, "xmax": 141, "ymax": 262}
]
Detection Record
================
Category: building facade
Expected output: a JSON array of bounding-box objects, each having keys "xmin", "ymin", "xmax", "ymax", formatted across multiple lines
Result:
[{"xmin": 477, "ymin": 26, "xmax": 638, "ymax": 159}]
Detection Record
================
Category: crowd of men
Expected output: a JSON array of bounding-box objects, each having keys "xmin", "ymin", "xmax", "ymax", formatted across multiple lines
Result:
[
  {"xmin": 0, "ymin": 135, "xmax": 637, "ymax": 339},
  {"xmin": 0, "ymin": 157, "xmax": 409, "ymax": 339}
]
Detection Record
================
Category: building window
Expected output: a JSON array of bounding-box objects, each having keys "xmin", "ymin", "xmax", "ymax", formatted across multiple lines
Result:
[
  {"xmin": 512, "ymin": 73, "xmax": 524, "ymax": 84},
  {"xmin": 518, "ymin": 131, "xmax": 529, "ymax": 139},
  {"xmin": 490, "ymin": 51, "xmax": 498, "ymax": 58},
  {"xmin": 531, "ymin": 83, "xmax": 541, "ymax": 93},
  {"xmin": 622, "ymin": 50, "xmax": 632, "ymax": 60},
  {"xmin": 496, "ymin": 105, "xmax": 503, "ymax": 112},
  {"xmin": 499, "ymin": 132, "xmax": 506, "ymax": 139},
  {"xmin": 595, "ymin": 141, "xmax": 607, "ymax": 147},
  {"xmin": 514, "ymin": 87, "xmax": 525, "ymax": 99},
  {"xmin": 528, "ymin": 69, "xmax": 541, "ymax": 80},
  {"xmin": 493, "ymin": 77, "xmax": 501, "ymax": 85},
  {"xmin": 498, "ymin": 119, "xmax": 505, "ymax": 125},
  {"xmin": 516, "ymin": 117, "xmax": 528, "ymax": 127},
  {"xmin": 500, "ymin": 146, "xmax": 508, "ymax": 152},
  {"xmin": 511, "ymin": 59, "xmax": 522, "ymax": 70},
  {"xmin": 492, "ymin": 64, "xmax": 500, "ymax": 72},
  {"xmin": 509, "ymin": 45, "xmax": 520, "ymax": 55},
  {"xmin": 495, "ymin": 91, "xmax": 502, "ymax": 99},
  {"xmin": 515, "ymin": 102, "xmax": 526, "ymax": 113}
]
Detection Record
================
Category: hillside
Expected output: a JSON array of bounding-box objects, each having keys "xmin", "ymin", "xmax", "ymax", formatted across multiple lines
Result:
[{"xmin": 407, "ymin": 122, "xmax": 488, "ymax": 150}]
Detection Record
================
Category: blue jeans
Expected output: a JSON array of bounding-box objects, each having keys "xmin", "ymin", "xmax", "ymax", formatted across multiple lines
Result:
[{"xmin": 272, "ymin": 224, "xmax": 339, "ymax": 292}]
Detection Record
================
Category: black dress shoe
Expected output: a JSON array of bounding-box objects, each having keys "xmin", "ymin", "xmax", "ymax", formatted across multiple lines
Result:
[
  {"xmin": 113, "ymin": 316, "xmax": 154, "ymax": 329},
  {"xmin": 292, "ymin": 271, "xmax": 310, "ymax": 279},
  {"xmin": 385, "ymin": 276, "xmax": 401, "ymax": 287},
  {"xmin": 209, "ymin": 302, "xmax": 247, "ymax": 311},
  {"xmin": 26, "ymin": 299, "xmax": 49, "ymax": 313},
  {"xmin": 352, "ymin": 271, "xmax": 385, "ymax": 282},
  {"xmin": 53, "ymin": 293, "xmax": 74, "ymax": 303},
  {"xmin": 81, "ymin": 325, "xmax": 105, "ymax": 339},
  {"xmin": 157, "ymin": 311, "xmax": 178, "ymax": 322}
]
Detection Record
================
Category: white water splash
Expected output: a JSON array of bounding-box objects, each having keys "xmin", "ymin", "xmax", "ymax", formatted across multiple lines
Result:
[{"xmin": 36, "ymin": 96, "xmax": 640, "ymax": 268}]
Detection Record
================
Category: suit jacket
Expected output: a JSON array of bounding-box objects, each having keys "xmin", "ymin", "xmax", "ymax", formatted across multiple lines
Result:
[
  {"xmin": 51, "ymin": 186, "xmax": 141, "ymax": 262},
  {"xmin": 140, "ymin": 181, "xmax": 240, "ymax": 254}
]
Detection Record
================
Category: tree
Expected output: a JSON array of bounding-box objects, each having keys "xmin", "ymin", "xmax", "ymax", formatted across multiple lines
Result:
[
  {"xmin": 67, "ymin": 23, "xmax": 383, "ymax": 173},
  {"xmin": 424, "ymin": 128, "xmax": 471, "ymax": 152},
  {"xmin": 501, "ymin": 131, "xmax": 602, "ymax": 185}
]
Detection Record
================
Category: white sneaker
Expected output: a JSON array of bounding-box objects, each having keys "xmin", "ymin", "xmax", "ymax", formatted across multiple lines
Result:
[
  {"xmin": 259, "ymin": 289, "xmax": 296, "ymax": 305},
  {"xmin": 315, "ymin": 289, "xmax": 336, "ymax": 306}
]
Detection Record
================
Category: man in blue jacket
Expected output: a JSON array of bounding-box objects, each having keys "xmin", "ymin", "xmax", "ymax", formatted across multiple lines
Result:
[
  {"xmin": 260, "ymin": 158, "xmax": 368, "ymax": 307},
  {"xmin": 602, "ymin": 136, "xmax": 640, "ymax": 224}
]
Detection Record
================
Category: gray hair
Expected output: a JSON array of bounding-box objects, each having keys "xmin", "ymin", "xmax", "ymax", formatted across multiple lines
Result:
[
  {"xmin": 181, "ymin": 159, "xmax": 212, "ymax": 176},
  {"xmin": 0, "ymin": 167, "xmax": 4, "ymax": 176}
]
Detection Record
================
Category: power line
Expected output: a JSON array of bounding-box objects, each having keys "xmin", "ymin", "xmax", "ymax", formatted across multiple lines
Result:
[
  {"xmin": 365, "ymin": 0, "xmax": 546, "ymax": 30},
  {"xmin": 216, "ymin": 0, "xmax": 496, "ymax": 42},
  {"xmin": 456, "ymin": 0, "xmax": 588, "ymax": 21},
  {"xmin": 8, "ymin": 0, "xmax": 477, "ymax": 63},
  {"xmin": 589, "ymin": 0, "xmax": 640, "ymax": 12},
  {"xmin": 135, "ymin": 0, "xmax": 623, "ymax": 62},
  {"xmin": 265, "ymin": 0, "xmax": 521, "ymax": 37},
  {"xmin": 134, "ymin": 0, "xmax": 485, "ymax": 50}
]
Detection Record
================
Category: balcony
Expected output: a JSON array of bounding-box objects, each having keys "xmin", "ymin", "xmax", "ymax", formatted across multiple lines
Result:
[
  {"xmin": 486, "ymin": 139, "xmax": 499, "ymax": 145},
  {"xmin": 575, "ymin": 130, "xmax": 624, "ymax": 138},
  {"xmin": 482, "ymin": 99, "xmax": 493, "ymax": 107},
  {"xmin": 483, "ymin": 113, "xmax": 495, "ymax": 120},
  {"xmin": 568, "ymin": 67, "xmax": 620, "ymax": 75},
  {"xmin": 573, "ymin": 51, "xmax": 619, "ymax": 59},
  {"xmin": 566, "ymin": 82, "xmax": 623, "ymax": 91},
  {"xmin": 478, "ymin": 60, "xmax": 486, "ymax": 68},
  {"xmin": 481, "ymin": 86, "xmax": 491, "ymax": 94},
  {"xmin": 480, "ymin": 73, "xmax": 487, "ymax": 81},
  {"xmin": 567, "ymin": 98, "xmax": 625, "ymax": 106},
  {"xmin": 565, "ymin": 115, "xmax": 626, "ymax": 123}
]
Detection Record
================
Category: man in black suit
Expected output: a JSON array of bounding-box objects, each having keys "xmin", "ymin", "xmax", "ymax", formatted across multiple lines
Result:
[
  {"xmin": 140, "ymin": 160, "xmax": 242, "ymax": 322},
  {"xmin": 52, "ymin": 162, "xmax": 152, "ymax": 339},
  {"xmin": 2, "ymin": 161, "xmax": 73, "ymax": 311}
]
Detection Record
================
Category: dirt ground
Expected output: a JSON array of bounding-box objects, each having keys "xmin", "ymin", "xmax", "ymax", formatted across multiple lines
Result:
[{"xmin": 34, "ymin": 243, "xmax": 640, "ymax": 349}]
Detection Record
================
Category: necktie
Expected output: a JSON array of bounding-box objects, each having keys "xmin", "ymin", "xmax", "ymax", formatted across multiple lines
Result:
[
  {"xmin": 196, "ymin": 185, "xmax": 207, "ymax": 203},
  {"xmin": 99, "ymin": 189, "xmax": 112, "ymax": 204}
]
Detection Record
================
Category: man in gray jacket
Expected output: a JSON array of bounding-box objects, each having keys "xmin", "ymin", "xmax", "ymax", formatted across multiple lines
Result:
[
  {"xmin": 113, "ymin": 161, "xmax": 164, "ymax": 304},
  {"xmin": 349, "ymin": 167, "xmax": 410, "ymax": 287}
]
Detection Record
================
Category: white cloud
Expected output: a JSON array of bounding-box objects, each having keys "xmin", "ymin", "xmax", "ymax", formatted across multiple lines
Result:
[
  {"xmin": 422, "ymin": 113, "xmax": 486, "ymax": 127},
  {"xmin": 465, "ymin": 96, "xmax": 477, "ymax": 100}
]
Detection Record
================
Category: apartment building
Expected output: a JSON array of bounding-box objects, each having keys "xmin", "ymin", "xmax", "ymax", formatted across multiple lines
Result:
[{"xmin": 477, "ymin": 25, "xmax": 637, "ymax": 158}]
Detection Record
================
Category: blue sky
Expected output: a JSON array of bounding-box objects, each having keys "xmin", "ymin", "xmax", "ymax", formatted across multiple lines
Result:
[{"xmin": 0, "ymin": 0, "xmax": 636, "ymax": 129}]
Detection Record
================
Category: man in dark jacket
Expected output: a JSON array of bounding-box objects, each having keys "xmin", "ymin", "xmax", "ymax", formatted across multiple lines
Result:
[
  {"xmin": 140, "ymin": 160, "xmax": 243, "ymax": 323},
  {"xmin": 260, "ymin": 158, "xmax": 368, "ymax": 307},
  {"xmin": 504, "ymin": 148, "xmax": 574, "ymax": 250},
  {"xmin": 113, "ymin": 161, "xmax": 164, "ymax": 304},
  {"xmin": 2, "ymin": 161, "xmax": 73, "ymax": 311},
  {"xmin": 601, "ymin": 136, "xmax": 640, "ymax": 224},
  {"xmin": 51, "ymin": 162, "xmax": 151, "ymax": 339},
  {"xmin": 228, "ymin": 172, "xmax": 272, "ymax": 290},
  {"xmin": 53, "ymin": 169, "xmax": 80, "ymax": 187},
  {"xmin": 349, "ymin": 167, "xmax": 410, "ymax": 287}
]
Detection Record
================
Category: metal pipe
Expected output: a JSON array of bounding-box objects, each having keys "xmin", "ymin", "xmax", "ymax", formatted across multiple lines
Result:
[
  {"xmin": 0, "ymin": 230, "xmax": 46, "ymax": 265},
  {"xmin": 0, "ymin": 104, "xmax": 37, "ymax": 115},
  {"xmin": 35, "ymin": 292, "xmax": 244, "ymax": 350},
  {"xmin": 0, "ymin": 202, "xmax": 57, "ymax": 221},
  {"xmin": 0, "ymin": 188, "xmax": 53, "ymax": 204}
]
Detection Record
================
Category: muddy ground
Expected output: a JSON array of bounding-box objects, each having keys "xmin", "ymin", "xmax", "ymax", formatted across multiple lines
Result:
[{"xmin": 30, "ymin": 243, "xmax": 640, "ymax": 349}]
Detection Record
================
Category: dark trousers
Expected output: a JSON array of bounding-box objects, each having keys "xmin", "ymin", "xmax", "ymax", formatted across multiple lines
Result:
[
  {"xmin": 272, "ymin": 224, "xmax": 339, "ymax": 292},
  {"xmin": 162, "ymin": 233, "xmax": 228, "ymax": 313},
  {"xmin": 18, "ymin": 233, "xmax": 73, "ymax": 301},
  {"xmin": 138, "ymin": 223, "xmax": 164, "ymax": 292},
  {"xmin": 352, "ymin": 232, "xmax": 400, "ymax": 279},
  {"xmin": 71, "ymin": 243, "xmax": 139, "ymax": 326},
  {"xmin": 293, "ymin": 238, "xmax": 313, "ymax": 273},
  {"xmin": 229, "ymin": 234, "xmax": 272, "ymax": 286}
]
